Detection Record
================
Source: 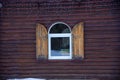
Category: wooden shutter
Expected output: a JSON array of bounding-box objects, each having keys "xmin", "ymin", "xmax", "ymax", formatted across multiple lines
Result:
[
  {"xmin": 72, "ymin": 22, "xmax": 84, "ymax": 60},
  {"xmin": 36, "ymin": 24, "xmax": 48, "ymax": 60}
]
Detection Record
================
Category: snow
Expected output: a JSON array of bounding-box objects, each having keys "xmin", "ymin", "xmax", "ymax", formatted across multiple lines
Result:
[
  {"xmin": 51, "ymin": 50, "xmax": 69, "ymax": 56},
  {"xmin": 7, "ymin": 78, "xmax": 46, "ymax": 80}
]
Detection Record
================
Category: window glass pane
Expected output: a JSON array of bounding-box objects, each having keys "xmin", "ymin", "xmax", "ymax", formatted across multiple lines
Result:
[
  {"xmin": 51, "ymin": 37, "xmax": 70, "ymax": 56},
  {"xmin": 50, "ymin": 24, "xmax": 70, "ymax": 33}
]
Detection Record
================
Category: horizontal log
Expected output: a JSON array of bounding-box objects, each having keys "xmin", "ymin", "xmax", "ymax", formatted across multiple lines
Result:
[
  {"xmin": 0, "ymin": 58, "xmax": 120, "ymax": 63},
  {"xmin": 0, "ymin": 65, "xmax": 120, "ymax": 71},
  {"xmin": 1, "ymin": 69, "xmax": 120, "ymax": 75},
  {"xmin": 1, "ymin": 24, "xmax": 120, "ymax": 31},
  {"xmin": 0, "ymin": 73, "xmax": 120, "ymax": 78},
  {"xmin": 0, "ymin": 53, "xmax": 120, "ymax": 59},
  {"xmin": 2, "ymin": 9, "xmax": 119, "ymax": 17},
  {"xmin": 1, "ymin": 16, "xmax": 119, "ymax": 23}
]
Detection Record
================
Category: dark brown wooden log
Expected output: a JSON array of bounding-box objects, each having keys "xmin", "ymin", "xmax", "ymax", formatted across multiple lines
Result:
[{"xmin": 0, "ymin": 0, "xmax": 120, "ymax": 79}]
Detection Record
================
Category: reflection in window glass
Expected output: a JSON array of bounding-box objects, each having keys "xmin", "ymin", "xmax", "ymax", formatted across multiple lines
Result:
[
  {"xmin": 50, "ymin": 24, "xmax": 70, "ymax": 33},
  {"xmin": 48, "ymin": 22, "xmax": 72, "ymax": 60},
  {"xmin": 51, "ymin": 37, "xmax": 70, "ymax": 56}
]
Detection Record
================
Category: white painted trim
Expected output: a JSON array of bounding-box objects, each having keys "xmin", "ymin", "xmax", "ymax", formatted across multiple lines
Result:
[
  {"xmin": 49, "ymin": 33, "xmax": 71, "ymax": 37},
  {"xmin": 48, "ymin": 22, "xmax": 71, "ymax": 33},
  {"xmin": 48, "ymin": 34, "xmax": 72, "ymax": 60},
  {"xmin": 48, "ymin": 22, "xmax": 72, "ymax": 60}
]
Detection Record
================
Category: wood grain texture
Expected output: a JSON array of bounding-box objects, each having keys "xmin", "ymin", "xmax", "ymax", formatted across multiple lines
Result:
[
  {"xmin": 72, "ymin": 22, "xmax": 84, "ymax": 59},
  {"xmin": 36, "ymin": 24, "xmax": 48, "ymax": 60}
]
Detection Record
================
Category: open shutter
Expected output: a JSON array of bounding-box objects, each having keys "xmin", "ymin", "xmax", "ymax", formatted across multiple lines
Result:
[
  {"xmin": 36, "ymin": 24, "xmax": 48, "ymax": 60},
  {"xmin": 72, "ymin": 22, "xmax": 84, "ymax": 60}
]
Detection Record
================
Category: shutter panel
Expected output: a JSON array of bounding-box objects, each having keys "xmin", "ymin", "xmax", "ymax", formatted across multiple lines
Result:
[
  {"xmin": 36, "ymin": 24, "xmax": 48, "ymax": 60},
  {"xmin": 72, "ymin": 22, "xmax": 84, "ymax": 60}
]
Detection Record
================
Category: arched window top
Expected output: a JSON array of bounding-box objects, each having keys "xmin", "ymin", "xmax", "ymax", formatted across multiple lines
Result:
[{"xmin": 49, "ymin": 22, "xmax": 71, "ymax": 33}]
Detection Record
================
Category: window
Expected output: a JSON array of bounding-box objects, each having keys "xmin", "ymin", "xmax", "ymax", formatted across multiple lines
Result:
[
  {"xmin": 36, "ymin": 22, "xmax": 84, "ymax": 60},
  {"xmin": 48, "ymin": 22, "xmax": 72, "ymax": 60}
]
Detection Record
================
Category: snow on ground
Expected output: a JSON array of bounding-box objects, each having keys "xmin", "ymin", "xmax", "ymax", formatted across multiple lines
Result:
[{"xmin": 7, "ymin": 78, "xmax": 46, "ymax": 80}]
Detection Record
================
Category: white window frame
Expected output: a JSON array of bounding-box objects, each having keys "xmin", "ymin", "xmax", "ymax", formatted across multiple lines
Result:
[{"xmin": 48, "ymin": 22, "xmax": 72, "ymax": 60}]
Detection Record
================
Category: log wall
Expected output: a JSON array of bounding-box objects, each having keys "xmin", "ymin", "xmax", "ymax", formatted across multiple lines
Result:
[{"xmin": 0, "ymin": 0, "xmax": 120, "ymax": 80}]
